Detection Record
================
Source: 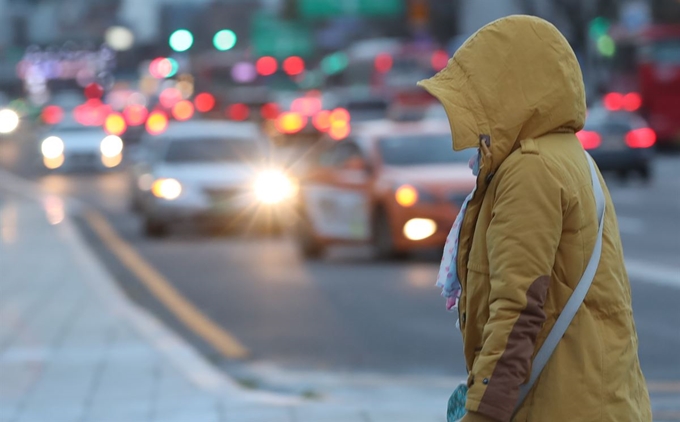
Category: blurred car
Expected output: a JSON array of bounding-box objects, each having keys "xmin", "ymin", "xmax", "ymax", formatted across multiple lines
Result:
[
  {"xmin": 129, "ymin": 121, "xmax": 296, "ymax": 237},
  {"xmin": 577, "ymin": 107, "xmax": 655, "ymax": 182},
  {"xmin": 38, "ymin": 119, "xmax": 123, "ymax": 171},
  {"xmin": 294, "ymin": 120, "xmax": 476, "ymax": 259}
]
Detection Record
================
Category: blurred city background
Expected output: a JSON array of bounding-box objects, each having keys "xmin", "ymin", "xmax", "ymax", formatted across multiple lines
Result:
[{"xmin": 0, "ymin": 0, "xmax": 679, "ymax": 421}]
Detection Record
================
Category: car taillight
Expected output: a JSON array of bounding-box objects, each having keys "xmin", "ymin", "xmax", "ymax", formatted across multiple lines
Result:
[
  {"xmin": 576, "ymin": 130, "xmax": 601, "ymax": 150},
  {"xmin": 625, "ymin": 128, "xmax": 656, "ymax": 148},
  {"xmin": 603, "ymin": 92, "xmax": 623, "ymax": 111},
  {"xmin": 603, "ymin": 92, "xmax": 641, "ymax": 111},
  {"xmin": 623, "ymin": 93, "xmax": 642, "ymax": 111}
]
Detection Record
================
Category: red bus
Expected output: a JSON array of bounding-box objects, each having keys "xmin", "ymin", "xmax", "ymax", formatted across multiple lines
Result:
[
  {"xmin": 606, "ymin": 25, "xmax": 680, "ymax": 145},
  {"xmin": 637, "ymin": 25, "xmax": 680, "ymax": 144}
]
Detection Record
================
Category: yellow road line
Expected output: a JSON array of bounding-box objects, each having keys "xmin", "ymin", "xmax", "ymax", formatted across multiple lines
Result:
[{"xmin": 83, "ymin": 210, "xmax": 249, "ymax": 359}]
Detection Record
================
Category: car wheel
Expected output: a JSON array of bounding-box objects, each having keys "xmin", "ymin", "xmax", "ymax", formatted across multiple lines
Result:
[
  {"xmin": 638, "ymin": 166, "xmax": 652, "ymax": 184},
  {"xmin": 295, "ymin": 217, "xmax": 325, "ymax": 259},
  {"xmin": 616, "ymin": 170, "xmax": 629, "ymax": 184},
  {"xmin": 144, "ymin": 216, "xmax": 169, "ymax": 238},
  {"xmin": 373, "ymin": 209, "xmax": 407, "ymax": 261}
]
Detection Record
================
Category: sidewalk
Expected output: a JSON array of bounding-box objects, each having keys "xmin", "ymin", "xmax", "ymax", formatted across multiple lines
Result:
[
  {"xmin": 0, "ymin": 177, "xmax": 447, "ymax": 422},
  {"xmin": 1, "ymin": 174, "xmax": 678, "ymax": 422}
]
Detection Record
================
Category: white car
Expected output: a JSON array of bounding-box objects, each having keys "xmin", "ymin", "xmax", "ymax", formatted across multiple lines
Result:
[
  {"xmin": 38, "ymin": 120, "xmax": 124, "ymax": 171},
  {"xmin": 129, "ymin": 121, "xmax": 297, "ymax": 237}
]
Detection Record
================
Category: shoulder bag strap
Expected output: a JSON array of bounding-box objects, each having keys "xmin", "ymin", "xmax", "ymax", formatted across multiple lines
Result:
[{"xmin": 514, "ymin": 151, "xmax": 606, "ymax": 413}]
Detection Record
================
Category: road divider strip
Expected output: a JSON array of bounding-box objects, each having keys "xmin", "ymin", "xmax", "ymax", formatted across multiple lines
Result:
[
  {"xmin": 626, "ymin": 259, "xmax": 680, "ymax": 289},
  {"xmin": 83, "ymin": 209, "xmax": 250, "ymax": 360}
]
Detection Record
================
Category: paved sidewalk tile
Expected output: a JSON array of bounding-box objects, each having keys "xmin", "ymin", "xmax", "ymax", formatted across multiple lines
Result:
[{"xmin": 0, "ymin": 194, "xmax": 230, "ymax": 422}]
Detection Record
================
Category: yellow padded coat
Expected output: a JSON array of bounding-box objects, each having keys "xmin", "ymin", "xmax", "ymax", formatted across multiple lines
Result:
[{"xmin": 419, "ymin": 15, "xmax": 651, "ymax": 422}]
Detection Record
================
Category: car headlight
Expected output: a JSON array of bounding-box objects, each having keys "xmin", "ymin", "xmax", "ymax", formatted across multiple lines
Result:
[
  {"xmin": 100, "ymin": 135, "xmax": 124, "ymax": 158},
  {"xmin": 41, "ymin": 136, "xmax": 65, "ymax": 159},
  {"xmin": 151, "ymin": 178, "xmax": 182, "ymax": 200},
  {"xmin": 403, "ymin": 218, "xmax": 437, "ymax": 241},
  {"xmin": 0, "ymin": 109, "xmax": 19, "ymax": 134},
  {"xmin": 253, "ymin": 170, "xmax": 297, "ymax": 204}
]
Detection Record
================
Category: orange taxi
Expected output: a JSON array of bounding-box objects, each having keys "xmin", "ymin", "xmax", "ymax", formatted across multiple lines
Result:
[{"xmin": 293, "ymin": 119, "xmax": 477, "ymax": 259}]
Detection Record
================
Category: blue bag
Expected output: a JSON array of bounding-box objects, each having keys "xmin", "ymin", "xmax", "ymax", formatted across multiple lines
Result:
[{"xmin": 447, "ymin": 383, "xmax": 468, "ymax": 422}]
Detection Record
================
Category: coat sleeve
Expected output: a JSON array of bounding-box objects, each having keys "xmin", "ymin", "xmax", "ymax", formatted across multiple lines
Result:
[{"xmin": 465, "ymin": 153, "xmax": 564, "ymax": 422}]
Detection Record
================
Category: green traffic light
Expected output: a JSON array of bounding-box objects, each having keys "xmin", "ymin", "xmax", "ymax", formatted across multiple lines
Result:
[
  {"xmin": 213, "ymin": 29, "xmax": 237, "ymax": 51},
  {"xmin": 169, "ymin": 29, "xmax": 194, "ymax": 52},
  {"xmin": 597, "ymin": 35, "xmax": 616, "ymax": 57},
  {"xmin": 589, "ymin": 17, "xmax": 610, "ymax": 40},
  {"xmin": 321, "ymin": 52, "xmax": 348, "ymax": 75}
]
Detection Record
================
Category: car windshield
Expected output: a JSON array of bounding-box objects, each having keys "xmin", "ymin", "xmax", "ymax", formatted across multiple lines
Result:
[
  {"xmin": 651, "ymin": 40, "xmax": 680, "ymax": 65},
  {"xmin": 584, "ymin": 109, "xmax": 637, "ymax": 134},
  {"xmin": 379, "ymin": 134, "xmax": 473, "ymax": 166},
  {"xmin": 163, "ymin": 138, "xmax": 262, "ymax": 163}
]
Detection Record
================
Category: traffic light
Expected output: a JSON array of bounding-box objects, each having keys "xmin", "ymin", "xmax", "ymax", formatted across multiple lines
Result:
[
  {"xmin": 321, "ymin": 52, "xmax": 348, "ymax": 75},
  {"xmin": 283, "ymin": 56, "xmax": 305, "ymax": 76},
  {"xmin": 256, "ymin": 57, "xmax": 278, "ymax": 76},
  {"xmin": 597, "ymin": 35, "xmax": 616, "ymax": 57},
  {"xmin": 213, "ymin": 29, "xmax": 237, "ymax": 51},
  {"xmin": 169, "ymin": 29, "xmax": 194, "ymax": 52},
  {"xmin": 589, "ymin": 17, "xmax": 610, "ymax": 40}
]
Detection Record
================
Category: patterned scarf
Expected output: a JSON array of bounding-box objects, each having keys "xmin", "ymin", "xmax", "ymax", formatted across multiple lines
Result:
[{"xmin": 435, "ymin": 149, "xmax": 480, "ymax": 312}]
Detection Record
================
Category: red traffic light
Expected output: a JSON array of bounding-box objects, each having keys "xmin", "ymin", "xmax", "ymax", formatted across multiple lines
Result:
[
  {"xmin": 256, "ymin": 57, "xmax": 278, "ymax": 76},
  {"xmin": 283, "ymin": 56, "xmax": 305, "ymax": 76}
]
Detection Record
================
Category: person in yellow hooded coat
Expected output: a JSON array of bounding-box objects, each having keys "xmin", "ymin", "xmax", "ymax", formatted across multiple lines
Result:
[{"xmin": 418, "ymin": 15, "xmax": 652, "ymax": 422}]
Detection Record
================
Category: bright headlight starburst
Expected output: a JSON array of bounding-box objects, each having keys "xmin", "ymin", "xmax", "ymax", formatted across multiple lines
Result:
[
  {"xmin": 253, "ymin": 170, "xmax": 297, "ymax": 204},
  {"xmin": 41, "ymin": 136, "xmax": 65, "ymax": 159},
  {"xmin": 100, "ymin": 135, "xmax": 124, "ymax": 158}
]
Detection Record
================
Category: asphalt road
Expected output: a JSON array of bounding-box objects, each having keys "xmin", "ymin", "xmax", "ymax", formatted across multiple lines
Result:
[{"xmin": 2, "ymin": 132, "xmax": 680, "ymax": 388}]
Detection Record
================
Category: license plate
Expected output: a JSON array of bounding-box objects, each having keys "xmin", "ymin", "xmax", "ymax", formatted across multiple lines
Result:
[{"xmin": 600, "ymin": 136, "xmax": 625, "ymax": 150}]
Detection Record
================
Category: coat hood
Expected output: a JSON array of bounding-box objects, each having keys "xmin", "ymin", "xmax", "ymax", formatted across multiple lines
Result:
[{"xmin": 418, "ymin": 15, "xmax": 586, "ymax": 177}]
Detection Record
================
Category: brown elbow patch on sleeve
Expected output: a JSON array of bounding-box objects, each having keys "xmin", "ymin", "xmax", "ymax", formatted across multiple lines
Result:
[{"xmin": 477, "ymin": 275, "xmax": 550, "ymax": 421}]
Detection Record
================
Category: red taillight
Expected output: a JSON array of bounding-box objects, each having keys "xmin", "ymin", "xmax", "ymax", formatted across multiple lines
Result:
[
  {"xmin": 625, "ymin": 128, "xmax": 656, "ymax": 148},
  {"xmin": 228, "ymin": 103, "xmax": 250, "ymax": 121},
  {"xmin": 604, "ymin": 92, "xmax": 641, "ymax": 112},
  {"xmin": 260, "ymin": 102, "xmax": 279, "ymax": 120},
  {"xmin": 576, "ymin": 130, "xmax": 601, "ymax": 150},
  {"xmin": 194, "ymin": 93, "xmax": 216, "ymax": 113},
  {"xmin": 623, "ymin": 93, "xmax": 642, "ymax": 111},
  {"xmin": 42, "ymin": 105, "xmax": 64, "ymax": 125},
  {"xmin": 123, "ymin": 104, "xmax": 149, "ymax": 126},
  {"xmin": 374, "ymin": 53, "xmax": 393, "ymax": 73},
  {"xmin": 603, "ymin": 92, "xmax": 623, "ymax": 111}
]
